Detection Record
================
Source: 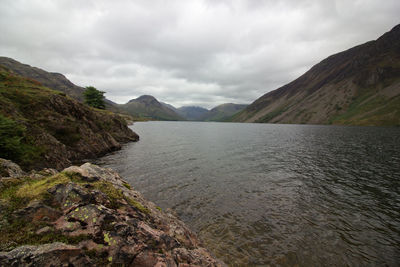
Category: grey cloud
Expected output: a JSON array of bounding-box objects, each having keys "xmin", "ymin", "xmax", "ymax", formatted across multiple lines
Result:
[{"xmin": 0, "ymin": 0, "xmax": 399, "ymax": 109}]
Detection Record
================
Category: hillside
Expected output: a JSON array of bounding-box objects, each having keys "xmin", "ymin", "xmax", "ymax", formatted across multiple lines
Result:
[
  {"xmin": 0, "ymin": 65, "xmax": 138, "ymax": 170},
  {"xmin": 177, "ymin": 106, "xmax": 209, "ymax": 121},
  {"xmin": 202, "ymin": 103, "xmax": 248, "ymax": 122},
  {"xmin": 0, "ymin": 57, "xmax": 120, "ymax": 112},
  {"xmin": 232, "ymin": 24, "xmax": 400, "ymax": 126},
  {"xmin": 120, "ymin": 95, "xmax": 184, "ymax": 121}
]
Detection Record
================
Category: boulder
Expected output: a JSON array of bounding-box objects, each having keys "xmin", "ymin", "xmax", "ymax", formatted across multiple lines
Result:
[{"xmin": 0, "ymin": 158, "xmax": 25, "ymax": 178}]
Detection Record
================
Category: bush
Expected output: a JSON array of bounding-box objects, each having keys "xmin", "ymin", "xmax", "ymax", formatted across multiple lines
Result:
[
  {"xmin": 0, "ymin": 115, "xmax": 41, "ymax": 167},
  {"xmin": 83, "ymin": 86, "xmax": 105, "ymax": 109}
]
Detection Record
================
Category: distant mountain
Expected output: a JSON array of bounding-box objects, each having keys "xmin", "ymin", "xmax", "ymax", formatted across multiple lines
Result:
[
  {"xmin": 201, "ymin": 103, "xmax": 248, "ymax": 121},
  {"xmin": 232, "ymin": 24, "xmax": 400, "ymax": 126},
  {"xmin": 0, "ymin": 57, "xmax": 120, "ymax": 112},
  {"xmin": 160, "ymin": 102, "xmax": 178, "ymax": 112},
  {"xmin": 120, "ymin": 95, "xmax": 184, "ymax": 121},
  {"xmin": 177, "ymin": 106, "xmax": 209, "ymax": 121}
]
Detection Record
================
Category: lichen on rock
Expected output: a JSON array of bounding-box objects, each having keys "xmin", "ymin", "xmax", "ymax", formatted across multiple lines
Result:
[{"xmin": 0, "ymin": 159, "xmax": 224, "ymax": 266}]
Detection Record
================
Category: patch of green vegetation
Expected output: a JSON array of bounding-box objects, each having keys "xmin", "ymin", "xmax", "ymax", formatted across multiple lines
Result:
[
  {"xmin": 0, "ymin": 174, "xmax": 90, "ymax": 251},
  {"xmin": 330, "ymin": 91, "xmax": 400, "ymax": 126},
  {"xmin": 0, "ymin": 177, "xmax": 31, "ymax": 213},
  {"xmin": 0, "ymin": 114, "xmax": 43, "ymax": 168},
  {"xmin": 256, "ymin": 106, "xmax": 288, "ymax": 123},
  {"xmin": 84, "ymin": 86, "xmax": 105, "ymax": 109},
  {"xmin": 16, "ymin": 173, "xmax": 70, "ymax": 200},
  {"xmin": 156, "ymin": 206, "xmax": 162, "ymax": 211},
  {"xmin": 0, "ymin": 216, "xmax": 89, "ymax": 251},
  {"xmin": 92, "ymin": 180, "xmax": 124, "ymax": 209},
  {"xmin": 126, "ymin": 197, "xmax": 150, "ymax": 214},
  {"xmin": 122, "ymin": 182, "xmax": 131, "ymax": 190},
  {"xmin": 103, "ymin": 232, "xmax": 117, "ymax": 246}
]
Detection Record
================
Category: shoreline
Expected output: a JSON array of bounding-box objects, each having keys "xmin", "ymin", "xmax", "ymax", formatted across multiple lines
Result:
[{"xmin": 0, "ymin": 158, "xmax": 225, "ymax": 266}]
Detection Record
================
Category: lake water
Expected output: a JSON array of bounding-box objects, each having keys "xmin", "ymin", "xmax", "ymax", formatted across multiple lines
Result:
[{"xmin": 96, "ymin": 121, "xmax": 400, "ymax": 266}]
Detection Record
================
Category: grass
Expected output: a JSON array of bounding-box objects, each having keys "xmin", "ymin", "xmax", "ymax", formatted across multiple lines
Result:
[
  {"xmin": 330, "ymin": 90, "xmax": 400, "ymax": 126},
  {"xmin": 256, "ymin": 106, "xmax": 288, "ymax": 123},
  {"xmin": 126, "ymin": 197, "xmax": 150, "ymax": 214}
]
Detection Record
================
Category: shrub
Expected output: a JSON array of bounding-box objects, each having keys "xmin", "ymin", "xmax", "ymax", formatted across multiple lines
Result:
[
  {"xmin": 83, "ymin": 86, "xmax": 105, "ymax": 109},
  {"xmin": 0, "ymin": 114, "xmax": 42, "ymax": 168}
]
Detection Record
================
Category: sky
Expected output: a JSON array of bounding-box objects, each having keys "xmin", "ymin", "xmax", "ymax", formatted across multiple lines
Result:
[{"xmin": 0, "ymin": 0, "xmax": 399, "ymax": 109}]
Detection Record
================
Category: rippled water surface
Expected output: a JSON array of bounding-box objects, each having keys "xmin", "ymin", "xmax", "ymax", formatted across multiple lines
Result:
[{"xmin": 96, "ymin": 122, "xmax": 400, "ymax": 266}]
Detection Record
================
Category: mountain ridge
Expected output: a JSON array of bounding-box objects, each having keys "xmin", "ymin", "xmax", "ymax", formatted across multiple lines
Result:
[
  {"xmin": 202, "ymin": 103, "xmax": 248, "ymax": 122},
  {"xmin": 0, "ymin": 57, "xmax": 121, "ymax": 112},
  {"xmin": 232, "ymin": 24, "xmax": 400, "ymax": 126},
  {"xmin": 119, "ymin": 95, "xmax": 184, "ymax": 121}
]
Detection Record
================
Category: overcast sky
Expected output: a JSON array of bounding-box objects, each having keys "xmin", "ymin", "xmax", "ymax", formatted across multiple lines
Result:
[{"xmin": 0, "ymin": 0, "xmax": 399, "ymax": 108}]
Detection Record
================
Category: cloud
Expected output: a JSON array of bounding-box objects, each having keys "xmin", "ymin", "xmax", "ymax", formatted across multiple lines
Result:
[{"xmin": 0, "ymin": 0, "xmax": 399, "ymax": 108}]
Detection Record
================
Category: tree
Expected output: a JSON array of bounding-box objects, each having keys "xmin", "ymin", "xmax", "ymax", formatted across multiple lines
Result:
[{"xmin": 83, "ymin": 86, "xmax": 105, "ymax": 109}]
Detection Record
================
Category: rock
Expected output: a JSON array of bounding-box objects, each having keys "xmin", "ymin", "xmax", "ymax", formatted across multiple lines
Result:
[
  {"xmin": 0, "ymin": 161, "xmax": 225, "ymax": 266},
  {"xmin": 0, "ymin": 158, "xmax": 25, "ymax": 178},
  {"xmin": 49, "ymin": 183, "xmax": 93, "ymax": 210},
  {"xmin": 13, "ymin": 201, "xmax": 62, "ymax": 222},
  {"xmin": 35, "ymin": 226, "xmax": 52, "ymax": 235},
  {"xmin": 0, "ymin": 242, "xmax": 90, "ymax": 266},
  {"xmin": 132, "ymin": 250, "xmax": 177, "ymax": 267}
]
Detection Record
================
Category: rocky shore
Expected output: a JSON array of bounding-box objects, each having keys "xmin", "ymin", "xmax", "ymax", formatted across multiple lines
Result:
[{"xmin": 0, "ymin": 158, "xmax": 224, "ymax": 266}]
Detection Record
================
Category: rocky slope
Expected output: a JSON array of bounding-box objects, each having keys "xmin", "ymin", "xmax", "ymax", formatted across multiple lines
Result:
[
  {"xmin": 232, "ymin": 24, "xmax": 400, "ymax": 126},
  {"xmin": 0, "ymin": 57, "xmax": 120, "ymax": 112},
  {"xmin": 120, "ymin": 95, "xmax": 184, "ymax": 121},
  {"xmin": 0, "ymin": 65, "xmax": 138, "ymax": 171},
  {"xmin": 201, "ymin": 103, "xmax": 248, "ymax": 122},
  {"xmin": 0, "ymin": 159, "xmax": 223, "ymax": 266}
]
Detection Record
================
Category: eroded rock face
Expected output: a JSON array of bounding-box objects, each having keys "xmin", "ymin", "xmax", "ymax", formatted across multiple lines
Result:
[{"xmin": 0, "ymin": 161, "xmax": 225, "ymax": 266}]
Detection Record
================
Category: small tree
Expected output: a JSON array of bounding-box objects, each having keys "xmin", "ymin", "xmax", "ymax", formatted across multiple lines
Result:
[{"xmin": 83, "ymin": 86, "xmax": 105, "ymax": 109}]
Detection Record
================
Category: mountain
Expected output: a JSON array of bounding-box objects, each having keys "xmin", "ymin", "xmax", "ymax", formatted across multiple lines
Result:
[
  {"xmin": 160, "ymin": 101, "xmax": 178, "ymax": 112},
  {"xmin": 177, "ymin": 106, "xmax": 209, "ymax": 121},
  {"xmin": 0, "ymin": 57, "xmax": 120, "ymax": 112},
  {"xmin": 119, "ymin": 95, "xmax": 184, "ymax": 121},
  {"xmin": 0, "ymin": 65, "xmax": 138, "ymax": 170},
  {"xmin": 232, "ymin": 24, "xmax": 400, "ymax": 126},
  {"xmin": 202, "ymin": 103, "xmax": 248, "ymax": 121}
]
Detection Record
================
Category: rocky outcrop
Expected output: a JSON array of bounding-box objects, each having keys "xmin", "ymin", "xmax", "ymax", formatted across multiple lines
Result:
[
  {"xmin": 0, "ymin": 66, "xmax": 139, "ymax": 170},
  {"xmin": 0, "ymin": 160, "xmax": 224, "ymax": 266}
]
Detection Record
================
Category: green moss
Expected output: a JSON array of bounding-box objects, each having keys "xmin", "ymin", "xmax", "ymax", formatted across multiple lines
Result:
[
  {"xmin": 122, "ymin": 182, "xmax": 131, "ymax": 190},
  {"xmin": 156, "ymin": 206, "xmax": 162, "ymax": 211},
  {"xmin": 92, "ymin": 180, "xmax": 124, "ymax": 209},
  {"xmin": 0, "ymin": 216, "xmax": 89, "ymax": 251},
  {"xmin": 16, "ymin": 173, "xmax": 70, "ymax": 200},
  {"xmin": 126, "ymin": 197, "xmax": 150, "ymax": 214}
]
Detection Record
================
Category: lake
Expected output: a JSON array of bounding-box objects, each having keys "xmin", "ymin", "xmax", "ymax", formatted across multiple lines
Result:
[{"xmin": 96, "ymin": 121, "xmax": 400, "ymax": 266}]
